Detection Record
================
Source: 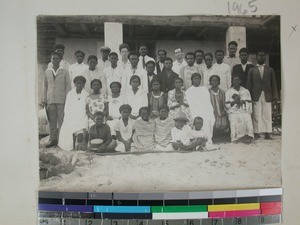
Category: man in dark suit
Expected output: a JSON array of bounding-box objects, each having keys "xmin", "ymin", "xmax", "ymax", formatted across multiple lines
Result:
[
  {"xmin": 156, "ymin": 49, "xmax": 167, "ymax": 74},
  {"xmin": 247, "ymin": 51, "xmax": 278, "ymax": 140},
  {"xmin": 157, "ymin": 57, "xmax": 179, "ymax": 93},
  {"xmin": 146, "ymin": 61, "xmax": 159, "ymax": 91},
  {"xmin": 232, "ymin": 48, "xmax": 254, "ymax": 88}
]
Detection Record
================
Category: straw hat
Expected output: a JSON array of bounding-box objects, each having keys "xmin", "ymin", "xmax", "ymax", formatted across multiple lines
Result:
[{"xmin": 173, "ymin": 111, "xmax": 189, "ymax": 122}]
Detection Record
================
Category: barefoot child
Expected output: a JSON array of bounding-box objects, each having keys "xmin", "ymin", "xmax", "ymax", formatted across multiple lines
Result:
[
  {"xmin": 114, "ymin": 104, "xmax": 134, "ymax": 152},
  {"xmin": 190, "ymin": 117, "xmax": 208, "ymax": 151},
  {"xmin": 88, "ymin": 111, "xmax": 117, "ymax": 153}
]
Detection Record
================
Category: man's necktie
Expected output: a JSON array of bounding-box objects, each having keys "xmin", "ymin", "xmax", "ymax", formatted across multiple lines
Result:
[{"xmin": 142, "ymin": 56, "xmax": 146, "ymax": 69}]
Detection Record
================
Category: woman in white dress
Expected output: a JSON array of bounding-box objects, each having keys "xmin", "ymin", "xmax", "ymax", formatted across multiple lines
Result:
[
  {"xmin": 185, "ymin": 73, "xmax": 215, "ymax": 143},
  {"xmin": 124, "ymin": 75, "xmax": 148, "ymax": 120},
  {"xmin": 58, "ymin": 76, "xmax": 88, "ymax": 151},
  {"xmin": 225, "ymin": 75, "xmax": 254, "ymax": 143}
]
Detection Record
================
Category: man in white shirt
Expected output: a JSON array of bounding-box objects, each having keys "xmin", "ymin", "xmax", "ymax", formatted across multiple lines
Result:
[
  {"xmin": 137, "ymin": 44, "xmax": 155, "ymax": 71},
  {"xmin": 202, "ymin": 52, "xmax": 217, "ymax": 87},
  {"xmin": 232, "ymin": 48, "xmax": 254, "ymax": 88},
  {"xmin": 47, "ymin": 44, "xmax": 70, "ymax": 70},
  {"xmin": 83, "ymin": 55, "xmax": 107, "ymax": 95},
  {"xmin": 103, "ymin": 52, "xmax": 123, "ymax": 96},
  {"xmin": 69, "ymin": 50, "xmax": 88, "ymax": 88},
  {"xmin": 98, "ymin": 46, "xmax": 111, "ymax": 73},
  {"xmin": 194, "ymin": 49, "xmax": 206, "ymax": 70},
  {"xmin": 172, "ymin": 47, "xmax": 187, "ymax": 75},
  {"xmin": 212, "ymin": 50, "xmax": 231, "ymax": 91},
  {"xmin": 223, "ymin": 41, "xmax": 240, "ymax": 72},
  {"xmin": 118, "ymin": 43, "xmax": 131, "ymax": 73},
  {"xmin": 181, "ymin": 52, "xmax": 201, "ymax": 90},
  {"xmin": 122, "ymin": 51, "xmax": 148, "ymax": 94}
]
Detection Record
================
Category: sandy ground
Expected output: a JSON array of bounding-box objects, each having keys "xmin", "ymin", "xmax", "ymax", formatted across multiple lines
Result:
[{"xmin": 39, "ymin": 135, "xmax": 281, "ymax": 192}]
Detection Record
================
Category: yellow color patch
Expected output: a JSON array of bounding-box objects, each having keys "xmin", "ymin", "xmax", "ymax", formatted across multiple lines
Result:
[{"xmin": 208, "ymin": 203, "xmax": 260, "ymax": 212}]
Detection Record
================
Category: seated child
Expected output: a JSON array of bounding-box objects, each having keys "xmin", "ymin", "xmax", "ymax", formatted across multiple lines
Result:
[
  {"xmin": 88, "ymin": 111, "xmax": 117, "ymax": 153},
  {"xmin": 154, "ymin": 105, "xmax": 174, "ymax": 151},
  {"xmin": 131, "ymin": 107, "xmax": 156, "ymax": 152},
  {"xmin": 114, "ymin": 104, "xmax": 134, "ymax": 152},
  {"xmin": 190, "ymin": 117, "xmax": 208, "ymax": 151},
  {"xmin": 171, "ymin": 111, "xmax": 194, "ymax": 151}
]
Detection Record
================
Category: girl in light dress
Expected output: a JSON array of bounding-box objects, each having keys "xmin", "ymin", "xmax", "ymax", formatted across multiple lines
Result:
[
  {"xmin": 106, "ymin": 81, "xmax": 125, "ymax": 136},
  {"xmin": 86, "ymin": 79, "xmax": 108, "ymax": 128}
]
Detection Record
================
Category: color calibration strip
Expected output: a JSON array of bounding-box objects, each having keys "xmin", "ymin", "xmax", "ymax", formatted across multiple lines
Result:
[{"xmin": 38, "ymin": 188, "xmax": 282, "ymax": 224}]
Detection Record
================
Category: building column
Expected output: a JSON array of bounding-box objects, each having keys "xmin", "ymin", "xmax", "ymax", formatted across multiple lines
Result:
[
  {"xmin": 104, "ymin": 22, "xmax": 123, "ymax": 53},
  {"xmin": 226, "ymin": 26, "xmax": 246, "ymax": 55}
]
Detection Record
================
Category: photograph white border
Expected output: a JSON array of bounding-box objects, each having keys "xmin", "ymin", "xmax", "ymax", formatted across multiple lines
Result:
[{"xmin": 1, "ymin": 0, "xmax": 299, "ymax": 224}]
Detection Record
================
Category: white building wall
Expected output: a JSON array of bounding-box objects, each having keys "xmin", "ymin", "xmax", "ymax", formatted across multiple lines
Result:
[{"xmin": 55, "ymin": 38, "xmax": 103, "ymax": 64}]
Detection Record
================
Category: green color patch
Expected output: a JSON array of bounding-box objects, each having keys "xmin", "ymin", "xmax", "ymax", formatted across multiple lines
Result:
[{"xmin": 151, "ymin": 205, "xmax": 207, "ymax": 213}]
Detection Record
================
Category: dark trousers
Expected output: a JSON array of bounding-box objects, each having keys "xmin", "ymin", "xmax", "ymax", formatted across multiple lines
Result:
[{"xmin": 47, "ymin": 103, "xmax": 65, "ymax": 141}]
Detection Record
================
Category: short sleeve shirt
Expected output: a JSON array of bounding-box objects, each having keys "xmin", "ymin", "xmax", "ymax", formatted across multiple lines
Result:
[{"xmin": 114, "ymin": 118, "xmax": 134, "ymax": 141}]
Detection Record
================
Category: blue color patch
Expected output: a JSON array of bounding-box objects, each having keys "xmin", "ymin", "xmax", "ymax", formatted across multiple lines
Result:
[{"xmin": 93, "ymin": 206, "xmax": 151, "ymax": 213}]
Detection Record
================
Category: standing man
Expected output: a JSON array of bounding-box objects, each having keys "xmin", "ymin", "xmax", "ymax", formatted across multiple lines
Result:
[
  {"xmin": 172, "ymin": 47, "xmax": 187, "ymax": 75},
  {"xmin": 212, "ymin": 50, "xmax": 231, "ymax": 91},
  {"xmin": 247, "ymin": 51, "xmax": 278, "ymax": 140},
  {"xmin": 194, "ymin": 49, "xmax": 206, "ymax": 70},
  {"xmin": 98, "ymin": 46, "xmax": 111, "ymax": 73},
  {"xmin": 146, "ymin": 61, "xmax": 159, "ymax": 91},
  {"xmin": 68, "ymin": 50, "xmax": 88, "ymax": 88},
  {"xmin": 118, "ymin": 43, "xmax": 131, "ymax": 72},
  {"xmin": 181, "ymin": 52, "xmax": 201, "ymax": 90},
  {"xmin": 43, "ymin": 52, "xmax": 71, "ymax": 147},
  {"xmin": 202, "ymin": 52, "xmax": 217, "ymax": 87},
  {"xmin": 122, "ymin": 51, "xmax": 148, "ymax": 93},
  {"xmin": 104, "ymin": 52, "xmax": 123, "ymax": 96},
  {"xmin": 157, "ymin": 57, "xmax": 179, "ymax": 93},
  {"xmin": 223, "ymin": 41, "xmax": 240, "ymax": 72},
  {"xmin": 232, "ymin": 48, "xmax": 254, "ymax": 88},
  {"xmin": 156, "ymin": 49, "xmax": 167, "ymax": 74},
  {"xmin": 137, "ymin": 43, "xmax": 155, "ymax": 71},
  {"xmin": 48, "ymin": 44, "xmax": 70, "ymax": 70}
]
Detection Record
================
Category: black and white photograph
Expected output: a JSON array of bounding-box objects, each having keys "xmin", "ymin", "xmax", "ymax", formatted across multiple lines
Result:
[{"xmin": 37, "ymin": 15, "xmax": 281, "ymax": 192}]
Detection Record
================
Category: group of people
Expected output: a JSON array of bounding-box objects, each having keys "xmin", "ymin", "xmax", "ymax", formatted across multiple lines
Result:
[{"xmin": 41, "ymin": 40, "xmax": 278, "ymax": 152}]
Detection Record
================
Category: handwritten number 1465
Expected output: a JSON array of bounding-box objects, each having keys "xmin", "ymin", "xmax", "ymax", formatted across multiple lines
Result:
[{"xmin": 227, "ymin": 0, "xmax": 258, "ymax": 15}]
